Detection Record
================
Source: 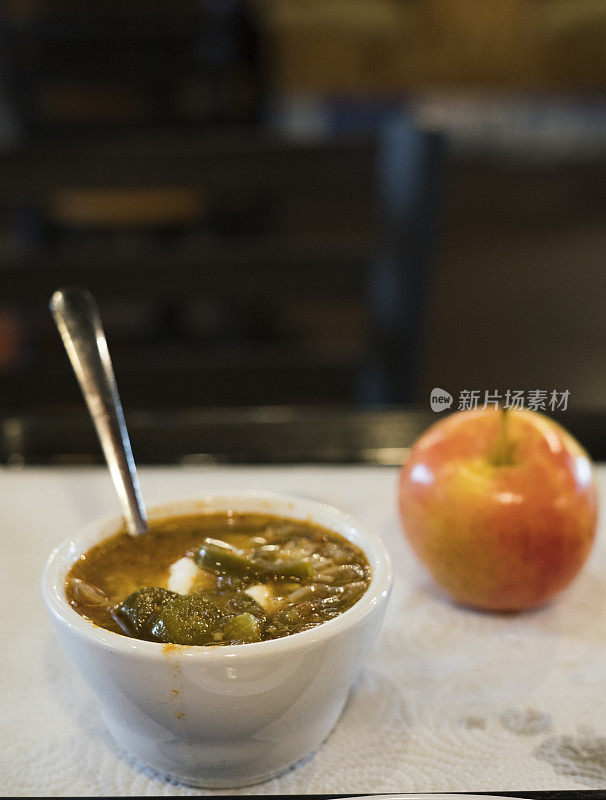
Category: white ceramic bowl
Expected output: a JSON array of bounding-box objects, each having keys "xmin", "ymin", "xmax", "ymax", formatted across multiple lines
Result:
[{"xmin": 42, "ymin": 491, "xmax": 393, "ymax": 788}]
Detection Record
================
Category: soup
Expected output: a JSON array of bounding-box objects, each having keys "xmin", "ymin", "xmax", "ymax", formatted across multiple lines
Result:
[{"xmin": 66, "ymin": 512, "xmax": 371, "ymax": 646}]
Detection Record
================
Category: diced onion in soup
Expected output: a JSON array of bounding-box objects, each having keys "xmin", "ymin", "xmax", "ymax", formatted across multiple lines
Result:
[
  {"xmin": 168, "ymin": 556, "xmax": 201, "ymax": 595},
  {"xmin": 244, "ymin": 583, "xmax": 274, "ymax": 610}
]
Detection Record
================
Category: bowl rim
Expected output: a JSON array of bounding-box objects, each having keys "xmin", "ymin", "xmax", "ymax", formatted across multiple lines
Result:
[{"xmin": 42, "ymin": 489, "xmax": 393, "ymax": 661}]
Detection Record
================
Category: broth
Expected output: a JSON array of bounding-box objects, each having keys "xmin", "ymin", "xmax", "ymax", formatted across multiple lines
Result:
[{"xmin": 66, "ymin": 512, "xmax": 371, "ymax": 645}]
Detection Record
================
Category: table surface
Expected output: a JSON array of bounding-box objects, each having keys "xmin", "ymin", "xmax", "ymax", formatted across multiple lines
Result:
[{"xmin": 2, "ymin": 463, "xmax": 606, "ymax": 797}]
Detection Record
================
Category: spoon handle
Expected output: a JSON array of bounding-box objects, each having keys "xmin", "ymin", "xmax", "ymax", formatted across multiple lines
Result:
[{"xmin": 50, "ymin": 287, "xmax": 148, "ymax": 535}]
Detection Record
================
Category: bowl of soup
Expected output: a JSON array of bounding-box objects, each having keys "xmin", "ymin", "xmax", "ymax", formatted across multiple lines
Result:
[{"xmin": 42, "ymin": 491, "xmax": 393, "ymax": 787}]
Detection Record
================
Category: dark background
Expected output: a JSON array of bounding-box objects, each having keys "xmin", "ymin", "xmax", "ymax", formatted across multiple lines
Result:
[{"xmin": 0, "ymin": 1, "xmax": 605, "ymax": 455}]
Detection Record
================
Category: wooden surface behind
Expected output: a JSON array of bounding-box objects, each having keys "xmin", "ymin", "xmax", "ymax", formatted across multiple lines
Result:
[{"xmin": 260, "ymin": 0, "xmax": 606, "ymax": 90}]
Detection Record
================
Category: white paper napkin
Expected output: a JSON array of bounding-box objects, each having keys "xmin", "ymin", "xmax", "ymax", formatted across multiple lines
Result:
[{"xmin": 2, "ymin": 464, "xmax": 605, "ymax": 796}]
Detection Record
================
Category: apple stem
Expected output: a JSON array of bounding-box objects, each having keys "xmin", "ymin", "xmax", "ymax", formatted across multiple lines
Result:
[{"xmin": 492, "ymin": 407, "xmax": 515, "ymax": 466}]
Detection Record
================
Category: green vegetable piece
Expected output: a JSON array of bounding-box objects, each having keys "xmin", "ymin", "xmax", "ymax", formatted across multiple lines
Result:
[
  {"xmin": 194, "ymin": 544, "xmax": 265, "ymax": 579},
  {"xmin": 195, "ymin": 543, "xmax": 314, "ymax": 583},
  {"xmin": 222, "ymin": 612, "xmax": 262, "ymax": 644},
  {"xmin": 150, "ymin": 594, "xmax": 227, "ymax": 645},
  {"xmin": 149, "ymin": 589, "xmax": 266, "ymax": 646},
  {"xmin": 112, "ymin": 587, "xmax": 179, "ymax": 637},
  {"xmin": 266, "ymin": 560, "xmax": 314, "ymax": 580}
]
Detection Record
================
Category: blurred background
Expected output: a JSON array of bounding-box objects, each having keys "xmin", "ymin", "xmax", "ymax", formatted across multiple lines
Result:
[{"xmin": 0, "ymin": 0, "xmax": 605, "ymax": 462}]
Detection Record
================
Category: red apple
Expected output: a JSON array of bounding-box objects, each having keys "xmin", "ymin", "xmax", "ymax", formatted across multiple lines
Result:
[{"xmin": 398, "ymin": 408, "xmax": 598, "ymax": 611}]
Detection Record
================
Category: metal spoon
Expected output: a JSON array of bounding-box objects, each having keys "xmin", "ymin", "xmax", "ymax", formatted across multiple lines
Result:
[{"xmin": 49, "ymin": 286, "xmax": 148, "ymax": 535}]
